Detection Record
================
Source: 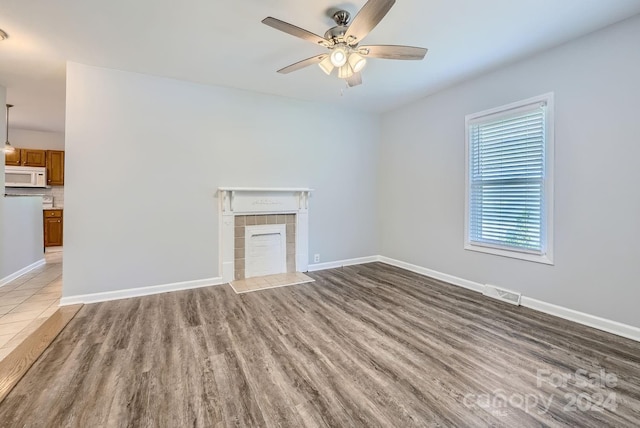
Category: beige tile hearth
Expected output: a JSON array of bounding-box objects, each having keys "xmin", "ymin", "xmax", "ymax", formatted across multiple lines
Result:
[{"xmin": 229, "ymin": 272, "xmax": 314, "ymax": 294}]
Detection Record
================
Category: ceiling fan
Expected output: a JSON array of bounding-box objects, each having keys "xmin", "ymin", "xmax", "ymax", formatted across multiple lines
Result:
[{"xmin": 262, "ymin": 0, "xmax": 427, "ymax": 87}]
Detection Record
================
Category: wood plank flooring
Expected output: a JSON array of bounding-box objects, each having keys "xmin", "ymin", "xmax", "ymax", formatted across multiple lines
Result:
[
  {"xmin": 0, "ymin": 304, "xmax": 82, "ymax": 403},
  {"xmin": 0, "ymin": 262, "xmax": 638, "ymax": 427}
]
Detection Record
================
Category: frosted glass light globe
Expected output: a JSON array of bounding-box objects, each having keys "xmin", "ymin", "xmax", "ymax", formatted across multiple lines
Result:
[{"xmin": 330, "ymin": 47, "xmax": 348, "ymax": 67}]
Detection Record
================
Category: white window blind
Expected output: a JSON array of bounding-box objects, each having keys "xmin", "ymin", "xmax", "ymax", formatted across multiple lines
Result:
[{"xmin": 468, "ymin": 101, "xmax": 547, "ymax": 254}]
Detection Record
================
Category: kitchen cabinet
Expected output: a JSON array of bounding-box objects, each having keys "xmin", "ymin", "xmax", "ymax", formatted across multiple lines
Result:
[
  {"xmin": 4, "ymin": 148, "xmax": 65, "ymax": 185},
  {"xmin": 46, "ymin": 150, "xmax": 65, "ymax": 185},
  {"xmin": 44, "ymin": 209, "xmax": 63, "ymax": 247},
  {"xmin": 4, "ymin": 148, "xmax": 47, "ymax": 167},
  {"xmin": 4, "ymin": 149, "xmax": 22, "ymax": 166},
  {"xmin": 21, "ymin": 149, "xmax": 47, "ymax": 167}
]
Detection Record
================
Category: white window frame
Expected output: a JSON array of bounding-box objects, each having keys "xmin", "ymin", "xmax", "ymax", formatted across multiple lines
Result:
[{"xmin": 464, "ymin": 93, "xmax": 554, "ymax": 265}]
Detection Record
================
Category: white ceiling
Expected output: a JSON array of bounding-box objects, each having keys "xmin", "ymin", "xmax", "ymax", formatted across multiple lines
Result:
[{"xmin": 1, "ymin": 0, "xmax": 640, "ymax": 133}]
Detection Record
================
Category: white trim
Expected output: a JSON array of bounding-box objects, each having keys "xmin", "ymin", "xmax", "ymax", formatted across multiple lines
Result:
[
  {"xmin": 307, "ymin": 256, "xmax": 379, "ymax": 272},
  {"xmin": 0, "ymin": 258, "xmax": 46, "ymax": 288},
  {"xmin": 378, "ymin": 256, "xmax": 485, "ymax": 293},
  {"xmin": 377, "ymin": 256, "xmax": 640, "ymax": 343},
  {"xmin": 59, "ymin": 276, "xmax": 225, "ymax": 305},
  {"xmin": 520, "ymin": 296, "xmax": 640, "ymax": 342},
  {"xmin": 466, "ymin": 97, "xmax": 547, "ymax": 124},
  {"xmin": 463, "ymin": 243, "xmax": 554, "ymax": 265},
  {"xmin": 218, "ymin": 187, "xmax": 314, "ymax": 192},
  {"xmin": 464, "ymin": 92, "xmax": 555, "ymax": 265}
]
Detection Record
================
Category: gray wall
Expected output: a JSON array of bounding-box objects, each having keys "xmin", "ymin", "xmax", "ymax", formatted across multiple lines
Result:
[
  {"xmin": 378, "ymin": 15, "xmax": 640, "ymax": 328},
  {"xmin": 1, "ymin": 84, "xmax": 45, "ymax": 283},
  {"xmin": 0, "ymin": 85, "xmax": 5, "ymax": 278},
  {"xmin": 1, "ymin": 197, "xmax": 44, "ymax": 280},
  {"xmin": 8, "ymin": 128, "xmax": 65, "ymax": 150},
  {"xmin": 63, "ymin": 63, "xmax": 380, "ymax": 297}
]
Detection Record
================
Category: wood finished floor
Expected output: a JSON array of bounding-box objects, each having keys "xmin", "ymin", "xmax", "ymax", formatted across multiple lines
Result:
[
  {"xmin": 0, "ymin": 305, "xmax": 82, "ymax": 403},
  {"xmin": 0, "ymin": 262, "xmax": 639, "ymax": 427}
]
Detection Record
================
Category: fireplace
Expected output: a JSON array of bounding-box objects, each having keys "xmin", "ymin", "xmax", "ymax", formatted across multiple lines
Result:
[
  {"xmin": 218, "ymin": 187, "xmax": 312, "ymax": 283},
  {"xmin": 235, "ymin": 217, "xmax": 295, "ymax": 280}
]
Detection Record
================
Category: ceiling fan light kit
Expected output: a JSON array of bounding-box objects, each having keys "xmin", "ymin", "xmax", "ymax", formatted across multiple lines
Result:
[
  {"xmin": 349, "ymin": 53, "xmax": 367, "ymax": 73},
  {"xmin": 318, "ymin": 56, "xmax": 334, "ymax": 75},
  {"xmin": 262, "ymin": 0, "xmax": 427, "ymax": 87},
  {"xmin": 338, "ymin": 62, "xmax": 354, "ymax": 79},
  {"xmin": 330, "ymin": 47, "xmax": 348, "ymax": 67}
]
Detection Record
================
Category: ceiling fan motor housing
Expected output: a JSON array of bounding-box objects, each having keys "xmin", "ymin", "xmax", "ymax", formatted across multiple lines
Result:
[
  {"xmin": 332, "ymin": 10, "xmax": 351, "ymax": 26},
  {"xmin": 324, "ymin": 10, "xmax": 354, "ymax": 45},
  {"xmin": 324, "ymin": 25, "xmax": 349, "ymax": 44}
]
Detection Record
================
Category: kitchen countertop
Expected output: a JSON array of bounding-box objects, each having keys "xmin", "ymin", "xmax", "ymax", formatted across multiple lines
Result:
[
  {"xmin": 4, "ymin": 193, "xmax": 64, "ymax": 210},
  {"xmin": 3, "ymin": 195, "xmax": 62, "ymax": 209}
]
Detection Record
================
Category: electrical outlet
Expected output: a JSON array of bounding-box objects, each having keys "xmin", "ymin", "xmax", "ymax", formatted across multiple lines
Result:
[{"xmin": 313, "ymin": 254, "xmax": 320, "ymax": 263}]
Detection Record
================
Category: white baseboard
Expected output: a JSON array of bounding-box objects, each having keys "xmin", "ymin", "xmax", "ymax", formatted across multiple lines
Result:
[
  {"xmin": 307, "ymin": 256, "xmax": 379, "ymax": 272},
  {"xmin": 377, "ymin": 256, "xmax": 640, "ymax": 343},
  {"xmin": 378, "ymin": 256, "xmax": 485, "ymax": 293},
  {"xmin": 60, "ymin": 276, "xmax": 225, "ymax": 305},
  {"xmin": 520, "ymin": 296, "xmax": 640, "ymax": 342},
  {"xmin": 67, "ymin": 254, "xmax": 377, "ymax": 305},
  {"xmin": 0, "ymin": 258, "xmax": 46, "ymax": 288},
  {"xmin": 59, "ymin": 254, "xmax": 377, "ymax": 305}
]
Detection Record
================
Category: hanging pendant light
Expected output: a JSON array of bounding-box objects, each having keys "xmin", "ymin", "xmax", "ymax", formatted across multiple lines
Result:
[{"xmin": 4, "ymin": 104, "xmax": 15, "ymax": 154}]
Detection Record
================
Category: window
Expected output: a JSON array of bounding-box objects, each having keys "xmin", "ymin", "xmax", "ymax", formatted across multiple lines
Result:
[{"xmin": 465, "ymin": 93, "xmax": 554, "ymax": 264}]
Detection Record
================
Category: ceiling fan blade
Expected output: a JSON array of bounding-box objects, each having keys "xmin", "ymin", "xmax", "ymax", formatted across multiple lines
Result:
[
  {"xmin": 347, "ymin": 72, "xmax": 362, "ymax": 87},
  {"xmin": 359, "ymin": 45, "xmax": 428, "ymax": 60},
  {"xmin": 344, "ymin": 0, "xmax": 396, "ymax": 44},
  {"xmin": 277, "ymin": 54, "xmax": 328, "ymax": 74},
  {"xmin": 262, "ymin": 17, "xmax": 330, "ymax": 46}
]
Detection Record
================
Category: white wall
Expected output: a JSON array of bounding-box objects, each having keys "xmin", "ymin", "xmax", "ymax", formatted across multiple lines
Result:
[
  {"xmin": 64, "ymin": 63, "xmax": 380, "ymax": 297},
  {"xmin": 0, "ymin": 85, "xmax": 5, "ymax": 278},
  {"xmin": 1, "ymin": 85, "xmax": 45, "ymax": 282},
  {"xmin": 378, "ymin": 15, "xmax": 640, "ymax": 328},
  {"xmin": 8, "ymin": 128, "xmax": 65, "ymax": 150},
  {"xmin": 1, "ymin": 197, "xmax": 44, "ymax": 282}
]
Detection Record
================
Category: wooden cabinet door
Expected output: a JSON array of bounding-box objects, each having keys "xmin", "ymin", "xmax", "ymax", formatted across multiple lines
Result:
[
  {"xmin": 46, "ymin": 150, "xmax": 65, "ymax": 185},
  {"xmin": 4, "ymin": 148, "xmax": 21, "ymax": 166},
  {"xmin": 21, "ymin": 149, "xmax": 47, "ymax": 167},
  {"xmin": 44, "ymin": 210, "xmax": 63, "ymax": 247}
]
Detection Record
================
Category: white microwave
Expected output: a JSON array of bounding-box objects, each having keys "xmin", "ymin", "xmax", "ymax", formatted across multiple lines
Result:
[{"xmin": 5, "ymin": 166, "xmax": 47, "ymax": 188}]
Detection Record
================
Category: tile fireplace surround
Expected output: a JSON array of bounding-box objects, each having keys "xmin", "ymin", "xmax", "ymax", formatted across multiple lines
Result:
[
  {"xmin": 218, "ymin": 188, "xmax": 312, "ymax": 283},
  {"xmin": 234, "ymin": 214, "xmax": 296, "ymax": 280}
]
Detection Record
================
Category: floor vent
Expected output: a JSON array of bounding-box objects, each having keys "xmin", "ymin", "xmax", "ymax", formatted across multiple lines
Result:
[{"xmin": 483, "ymin": 285, "xmax": 522, "ymax": 306}]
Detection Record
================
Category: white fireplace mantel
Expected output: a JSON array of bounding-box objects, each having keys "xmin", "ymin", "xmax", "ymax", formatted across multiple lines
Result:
[{"xmin": 217, "ymin": 187, "xmax": 312, "ymax": 282}]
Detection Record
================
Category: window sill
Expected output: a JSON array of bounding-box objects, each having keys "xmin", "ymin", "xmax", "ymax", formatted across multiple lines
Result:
[{"xmin": 464, "ymin": 243, "xmax": 554, "ymax": 265}]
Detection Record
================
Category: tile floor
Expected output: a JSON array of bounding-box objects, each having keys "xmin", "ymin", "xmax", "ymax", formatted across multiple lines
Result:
[
  {"xmin": 0, "ymin": 248, "xmax": 63, "ymax": 361},
  {"xmin": 230, "ymin": 271, "xmax": 314, "ymax": 294}
]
